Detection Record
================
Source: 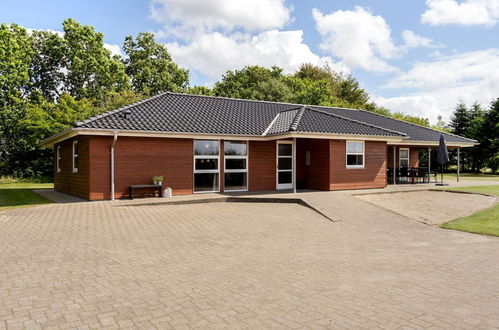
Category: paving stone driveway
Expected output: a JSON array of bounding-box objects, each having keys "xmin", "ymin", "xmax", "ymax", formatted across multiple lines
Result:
[{"xmin": 0, "ymin": 193, "xmax": 498, "ymax": 329}]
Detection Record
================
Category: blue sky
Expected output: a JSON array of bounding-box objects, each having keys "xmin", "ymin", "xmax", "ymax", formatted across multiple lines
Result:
[{"xmin": 2, "ymin": 0, "xmax": 499, "ymax": 123}]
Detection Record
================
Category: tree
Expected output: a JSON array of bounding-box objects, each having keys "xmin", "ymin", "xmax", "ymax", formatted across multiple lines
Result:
[
  {"xmin": 29, "ymin": 30, "xmax": 66, "ymax": 101},
  {"xmin": 482, "ymin": 99, "xmax": 499, "ymax": 173},
  {"xmin": 123, "ymin": 32, "xmax": 189, "ymax": 96},
  {"xmin": 213, "ymin": 66, "xmax": 292, "ymax": 102},
  {"xmin": 0, "ymin": 23, "xmax": 33, "ymax": 171},
  {"xmin": 186, "ymin": 86, "xmax": 214, "ymax": 96},
  {"xmin": 63, "ymin": 18, "xmax": 129, "ymax": 99}
]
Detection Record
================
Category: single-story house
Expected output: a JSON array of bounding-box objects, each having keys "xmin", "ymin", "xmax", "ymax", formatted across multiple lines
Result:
[{"xmin": 42, "ymin": 92, "xmax": 476, "ymax": 200}]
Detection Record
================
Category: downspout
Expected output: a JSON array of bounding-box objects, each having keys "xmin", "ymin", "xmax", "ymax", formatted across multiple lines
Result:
[{"xmin": 110, "ymin": 130, "xmax": 118, "ymax": 201}]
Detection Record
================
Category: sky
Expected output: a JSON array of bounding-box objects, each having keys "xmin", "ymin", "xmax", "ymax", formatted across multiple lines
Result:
[{"xmin": 2, "ymin": 0, "xmax": 499, "ymax": 123}]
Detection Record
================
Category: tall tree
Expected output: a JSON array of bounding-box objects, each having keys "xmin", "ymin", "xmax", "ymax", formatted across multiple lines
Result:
[
  {"xmin": 0, "ymin": 23, "xmax": 33, "ymax": 169},
  {"xmin": 63, "ymin": 18, "xmax": 129, "ymax": 99},
  {"xmin": 123, "ymin": 32, "xmax": 189, "ymax": 96}
]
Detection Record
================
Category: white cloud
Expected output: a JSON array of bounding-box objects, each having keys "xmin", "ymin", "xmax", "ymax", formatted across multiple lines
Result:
[
  {"xmin": 149, "ymin": 0, "xmax": 292, "ymax": 36},
  {"xmin": 401, "ymin": 30, "xmax": 436, "ymax": 49},
  {"xmin": 104, "ymin": 43, "xmax": 122, "ymax": 57},
  {"xmin": 166, "ymin": 30, "xmax": 348, "ymax": 79},
  {"xmin": 312, "ymin": 7, "xmax": 435, "ymax": 73},
  {"xmin": 421, "ymin": 0, "xmax": 499, "ymax": 26},
  {"xmin": 375, "ymin": 49, "xmax": 499, "ymax": 122}
]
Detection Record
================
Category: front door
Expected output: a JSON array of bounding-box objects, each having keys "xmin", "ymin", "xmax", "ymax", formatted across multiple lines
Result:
[{"xmin": 276, "ymin": 141, "xmax": 293, "ymax": 190}]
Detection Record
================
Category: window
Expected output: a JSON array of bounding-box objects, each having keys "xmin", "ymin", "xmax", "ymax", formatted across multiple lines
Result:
[
  {"xmin": 346, "ymin": 141, "xmax": 364, "ymax": 168},
  {"xmin": 194, "ymin": 140, "xmax": 220, "ymax": 192},
  {"xmin": 399, "ymin": 148, "xmax": 409, "ymax": 168},
  {"xmin": 56, "ymin": 146, "xmax": 61, "ymax": 172},
  {"xmin": 72, "ymin": 140, "xmax": 78, "ymax": 173},
  {"xmin": 224, "ymin": 140, "xmax": 248, "ymax": 191}
]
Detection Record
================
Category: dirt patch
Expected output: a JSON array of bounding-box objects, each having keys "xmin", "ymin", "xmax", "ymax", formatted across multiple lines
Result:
[{"xmin": 356, "ymin": 190, "xmax": 497, "ymax": 225}]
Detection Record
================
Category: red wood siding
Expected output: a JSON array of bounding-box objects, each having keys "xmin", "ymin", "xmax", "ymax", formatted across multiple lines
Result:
[
  {"xmin": 329, "ymin": 140, "xmax": 387, "ymax": 190},
  {"xmin": 297, "ymin": 139, "xmax": 330, "ymax": 190},
  {"xmin": 53, "ymin": 136, "xmax": 91, "ymax": 199},
  {"xmin": 386, "ymin": 146, "xmax": 421, "ymax": 168},
  {"xmin": 88, "ymin": 136, "xmax": 193, "ymax": 200},
  {"xmin": 248, "ymin": 141, "xmax": 276, "ymax": 191}
]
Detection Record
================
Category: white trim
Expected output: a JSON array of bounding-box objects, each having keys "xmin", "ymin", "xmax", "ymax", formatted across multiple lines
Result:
[
  {"xmin": 56, "ymin": 145, "xmax": 61, "ymax": 172},
  {"xmin": 262, "ymin": 113, "xmax": 280, "ymax": 136},
  {"xmin": 387, "ymin": 140, "xmax": 475, "ymax": 147},
  {"xmin": 41, "ymin": 128, "xmax": 408, "ymax": 148},
  {"xmin": 346, "ymin": 141, "xmax": 365, "ymax": 169},
  {"xmin": 223, "ymin": 140, "xmax": 249, "ymax": 192},
  {"xmin": 193, "ymin": 139, "xmax": 220, "ymax": 193},
  {"xmin": 399, "ymin": 148, "xmax": 409, "ymax": 168},
  {"xmin": 72, "ymin": 140, "xmax": 78, "ymax": 173},
  {"xmin": 276, "ymin": 140, "xmax": 294, "ymax": 190}
]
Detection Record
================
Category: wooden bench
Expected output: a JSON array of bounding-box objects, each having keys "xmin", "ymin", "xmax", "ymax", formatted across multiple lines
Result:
[{"xmin": 128, "ymin": 184, "xmax": 163, "ymax": 199}]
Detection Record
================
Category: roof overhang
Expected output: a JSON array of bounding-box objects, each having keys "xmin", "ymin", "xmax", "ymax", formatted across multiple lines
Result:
[
  {"xmin": 387, "ymin": 140, "xmax": 476, "ymax": 148},
  {"xmin": 41, "ymin": 128, "xmax": 407, "ymax": 148}
]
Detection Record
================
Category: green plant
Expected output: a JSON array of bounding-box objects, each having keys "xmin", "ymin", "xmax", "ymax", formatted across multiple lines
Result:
[{"xmin": 152, "ymin": 176, "xmax": 163, "ymax": 183}]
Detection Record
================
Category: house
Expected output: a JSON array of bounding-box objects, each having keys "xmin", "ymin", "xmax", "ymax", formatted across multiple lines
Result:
[{"xmin": 41, "ymin": 92, "xmax": 476, "ymax": 200}]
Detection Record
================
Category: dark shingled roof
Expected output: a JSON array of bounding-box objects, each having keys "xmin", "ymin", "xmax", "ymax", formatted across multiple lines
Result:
[{"xmin": 74, "ymin": 92, "xmax": 475, "ymax": 143}]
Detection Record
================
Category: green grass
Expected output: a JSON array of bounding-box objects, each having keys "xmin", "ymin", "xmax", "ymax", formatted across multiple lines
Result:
[
  {"xmin": 0, "ymin": 182, "xmax": 54, "ymax": 210},
  {"xmin": 441, "ymin": 185, "xmax": 499, "ymax": 237},
  {"xmin": 441, "ymin": 173, "xmax": 499, "ymax": 181}
]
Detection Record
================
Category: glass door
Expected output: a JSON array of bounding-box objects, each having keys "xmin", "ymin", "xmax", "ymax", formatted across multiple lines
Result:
[{"xmin": 276, "ymin": 141, "xmax": 293, "ymax": 190}]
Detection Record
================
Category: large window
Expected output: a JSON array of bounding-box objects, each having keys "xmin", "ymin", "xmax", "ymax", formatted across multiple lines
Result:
[
  {"xmin": 346, "ymin": 141, "xmax": 364, "ymax": 168},
  {"xmin": 224, "ymin": 140, "xmax": 248, "ymax": 191},
  {"xmin": 72, "ymin": 140, "xmax": 79, "ymax": 173},
  {"xmin": 194, "ymin": 140, "xmax": 220, "ymax": 192},
  {"xmin": 399, "ymin": 148, "xmax": 409, "ymax": 167},
  {"xmin": 56, "ymin": 146, "xmax": 61, "ymax": 172}
]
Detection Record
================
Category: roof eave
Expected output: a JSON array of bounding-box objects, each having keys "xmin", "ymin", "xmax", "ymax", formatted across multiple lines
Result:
[{"xmin": 41, "ymin": 127, "xmax": 407, "ymax": 147}]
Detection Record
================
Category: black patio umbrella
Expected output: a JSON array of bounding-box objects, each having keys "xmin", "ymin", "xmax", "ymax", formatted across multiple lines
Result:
[{"xmin": 436, "ymin": 134, "xmax": 450, "ymax": 186}]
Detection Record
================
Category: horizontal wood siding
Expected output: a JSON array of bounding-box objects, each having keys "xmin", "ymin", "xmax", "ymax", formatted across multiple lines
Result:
[
  {"xmin": 297, "ymin": 139, "xmax": 330, "ymax": 190},
  {"xmin": 387, "ymin": 146, "xmax": 421, "ymax": 168},
  {"xmin": 249, "ymin": 141, "xmax": 276, "ymax": 191},
  {"xmin": 89, "ymin": 136, "xmax": 193, "ymax": 200},
  {"xmin": 53, "ymin": 136, "xmax": 90, "ymax": 199},
  {"xmin": 330, "ymin": 140, "xmax": 387, "ymax": 190}
]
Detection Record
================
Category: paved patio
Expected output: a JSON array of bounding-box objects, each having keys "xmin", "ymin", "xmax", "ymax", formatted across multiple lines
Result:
[{"xmin": 1, "ymin": 184, "xmax": 499, "ymax": 328}]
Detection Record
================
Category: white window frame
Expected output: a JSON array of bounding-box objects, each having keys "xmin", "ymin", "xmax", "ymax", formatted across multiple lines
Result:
[
  {"xmin": 193, "ymin": 140, "xmax": 220, "ymax": 193},
  {"xmin": 224, "ymin": 140, "xmax": 249, "ymax": 192},
  {"xmin": 399, "ymin": 148, "xmax": 410, "ymax": 168},
  {"xmin": 346, "ymin": 141, "xmax": 365, "ymax": 169},
  {"xmin": 72, "ymin": 140, "xmax": 78, "ymax": 173},
  {"xmin": 56, "ymin": 145, "xmax": 61, "ymax": 172}
]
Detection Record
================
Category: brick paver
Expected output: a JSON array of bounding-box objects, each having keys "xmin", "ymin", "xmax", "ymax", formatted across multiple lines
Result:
[{"xmin": 0, "ymin": 192, "xmax": 498, "ymax": 329}]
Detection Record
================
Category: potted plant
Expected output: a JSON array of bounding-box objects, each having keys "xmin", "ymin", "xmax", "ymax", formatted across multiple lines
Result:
[{"xmin": 152, "ymin": 176, "xmax": 164, "ymax": 186}]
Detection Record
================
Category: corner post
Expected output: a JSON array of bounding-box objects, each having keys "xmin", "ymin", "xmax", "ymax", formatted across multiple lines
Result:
[
  {"xmin": 293, "ymin": 137, "xmax": 297, "ymax": 193},
  {"xmin": 393, "ymin": 146, "xmax": 397, "ymax": 185},
  {"xmin": 428, "ymin": 147, "xmax": 431, "ymax": 183},
  {"xmin": 457, "ymin": 147, "xmax": 460, "ymax": 182},
  {"xmin": 111, "ymin": 130, "xmax": 118, "ymax": 201}
]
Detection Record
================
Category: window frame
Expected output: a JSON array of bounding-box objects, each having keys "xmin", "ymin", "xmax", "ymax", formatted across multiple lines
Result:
[
  {"xmin": 56, "ymin": 145, "xmax": 61, "ymax": 172},
  {"xmin": 72, "ymin": 140, "xmax": 78, "ymax": 173},
  {"xmin": 224, "ymin": 140, "xmax": 249, "ymax": 192},
  {"xmin": 399, "ymin": 148, "xmax": 410, "ymax": 168},
  {"xmin": 193, "ymin": 139, "xmax": 220, "ymax": 193},
  {"xmin": 345, "ymin": 140, "xmax": 365, "ymax": 169}
]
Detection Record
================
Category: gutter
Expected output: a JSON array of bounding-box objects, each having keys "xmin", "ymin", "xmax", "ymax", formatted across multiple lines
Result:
[{"xmin": 110, "ymin": 130, "xmax": 118, "ymax": 201}]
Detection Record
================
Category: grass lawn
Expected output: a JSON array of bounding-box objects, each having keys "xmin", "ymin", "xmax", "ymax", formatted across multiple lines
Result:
[
  {"xmin": 0, "ymin": 182, "xmax": 54, "ymax": 210},
  {"xmin": 441, "ymin": 185, "xmax": 499, "ymax": 237},
  {"xmin": 441, "ymin": 173, "xmax": 499, "ymax": 181}
]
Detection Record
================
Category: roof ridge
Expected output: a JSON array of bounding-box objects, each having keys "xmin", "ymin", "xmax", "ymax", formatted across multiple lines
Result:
[
  {"xmin": 73, "ymin": 92, "xmax": 166, "ymax": 127},
  {"xmin": 313, "ymin": 105, "xmax": 477, "ymax": 143},
  {"xmin": 307, "ymin": 107, "xmax": 407, "ymax": 137},
  {"xmin": 289, "ymin": 106, "xmax": 306, "ymax": 131}
]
